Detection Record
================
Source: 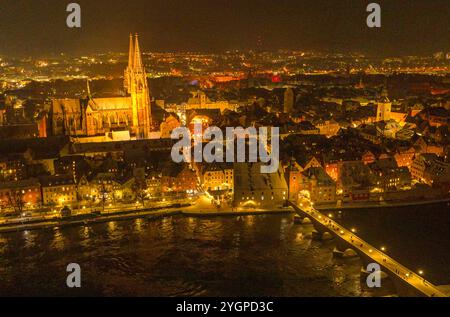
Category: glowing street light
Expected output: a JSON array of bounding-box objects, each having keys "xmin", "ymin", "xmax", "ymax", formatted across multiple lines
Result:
[
  {"xmin": 351, "ymin": 228, "xmax": 356, "ymax": 233},
  {"xmin": 381, "ymin": 246, "xmax": 386, "ymax": 251},
  {"xmin": 418, "ymin": 270, "xmax": 424, "ymax": 275}
]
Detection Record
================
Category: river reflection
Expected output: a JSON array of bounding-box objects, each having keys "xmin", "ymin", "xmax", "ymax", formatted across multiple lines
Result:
[{"xmin": 0, "ymin": 214, "xmax": 372, "ymax": 297}]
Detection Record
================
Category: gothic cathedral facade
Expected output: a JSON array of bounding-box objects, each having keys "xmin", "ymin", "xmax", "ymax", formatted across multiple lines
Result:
[{"xmin": 50, "ymin": 34, "xmax": 152, "ymax": 139}]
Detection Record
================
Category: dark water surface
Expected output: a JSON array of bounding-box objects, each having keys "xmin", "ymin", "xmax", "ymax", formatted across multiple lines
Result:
[
  {"xmin": 336, "ymin": 202, "xmax": 450, "ymax": 286},
  {"xmin": 0, "ymin": 215, "xmax": 364, "ymax": 296},
  {"xmin": 0, "ymin": 202, "xmax": 448, "ymax": 296}
]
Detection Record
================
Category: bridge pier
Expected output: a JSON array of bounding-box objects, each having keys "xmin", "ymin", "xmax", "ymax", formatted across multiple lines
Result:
[
  {"xmin": 293, "ymin": 214, "xmax": 313, "ymax": 225},
  {"xmin": 360, "ymin": 266, "xmax": 396, "ymax": 296},
  {"xmin": 312, "ymin": 230, "xmax": 334, "ymax": 241},
  {"xmin": 333, "ymin": 240, "xmax": 359, "ymax": 259},
  {"xmin": 301, "ymin": 217, "xmax": 312, "ymax": 225}
]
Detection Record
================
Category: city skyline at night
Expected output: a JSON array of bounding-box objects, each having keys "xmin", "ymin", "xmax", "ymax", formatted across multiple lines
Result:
[
  {"xmin": 0, "ymin": 0, "xmax": 449, "ymax": 302},
  {"xmin": 0, "ymin": 0, "xmax": 449, "ymax": 57}
]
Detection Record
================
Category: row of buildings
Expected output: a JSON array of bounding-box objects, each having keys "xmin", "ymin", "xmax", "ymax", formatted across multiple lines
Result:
[
  {"xmin": 0, "ymin": 159, "xmax": 230, "ymax": 212},
  {"xmin": 285, "ymin": 151, "xmax": 449, "ymax": 205},
  {"xmin": 0, "ymin": 158, "xmax": 287, "ymax": 213}
]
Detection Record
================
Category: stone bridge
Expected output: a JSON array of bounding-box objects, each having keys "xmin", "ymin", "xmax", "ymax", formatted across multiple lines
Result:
[{"xmin": 288, "ymin": 200, "xmax": 446, "ymax": 297}]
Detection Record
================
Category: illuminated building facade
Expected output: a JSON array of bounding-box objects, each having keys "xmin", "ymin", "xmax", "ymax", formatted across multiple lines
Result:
[
  {"xmin": 201, "ymin": 163, "xmax": 234, "ymax": 192},
  {"xmin": 185, "ymin": 91, "xmax": 236, "ymax": 113},
  {"xmin": 50, "ymin": 34, "xmax": 152, "ymax": 139},
  {"xmin": 0, "ymin": 157, "xmax": 27, "ymax": 181},
  {"xmin": 39, "ymin": 175, "xmax": 77, "ymax": 206},
  {"xmin": 0, "ymin": 178, "xmax": 41, "ymax": 211},
  {"xmin": 411, "ymin": 153, "xmax": 450, "ymax": 188},
  {"xmin": 298, "ymin": 167, "xmax": 337, "ymax": 204},
  {"xmin": 161, "ymin": 163, "xmax": 198, "ymax": 194}
]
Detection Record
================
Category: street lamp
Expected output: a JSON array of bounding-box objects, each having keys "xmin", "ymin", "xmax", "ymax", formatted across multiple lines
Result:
[
  {"xmin": 381, "ymin": 246, "xmax": 386, "ymax": 251},
  {"xmin": 351, "ymin": 228, "xmax": 356, "ymax": 233},
  {"xmin": 418, "ymin": 270, "xmax": 424, "ymax": 276}
]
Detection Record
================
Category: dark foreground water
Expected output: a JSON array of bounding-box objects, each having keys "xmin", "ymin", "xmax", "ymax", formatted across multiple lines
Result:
[
  {"xmin": 336, "ymin": 202, "xmax": 450, "ymax": 286},
  {"xmin": 0, "ymin": 215, "xmax": 364, "ymax": 296},
  {"xmin": 0, "ymin": 202, "xmax": 448, "ymax": 296}
]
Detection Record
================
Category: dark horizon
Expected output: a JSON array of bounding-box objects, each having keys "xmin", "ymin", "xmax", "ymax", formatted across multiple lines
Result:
[{"xmin": 0, "ymin": 0, "xmax": 449, "ymax": 57}]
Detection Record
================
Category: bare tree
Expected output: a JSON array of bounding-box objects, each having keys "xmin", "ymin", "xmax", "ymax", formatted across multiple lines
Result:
[
  {"xmin": 99, "ymin": 183, "xmax": 109, "ymax": 213},
  {"xmin": 132, "ymin": 179, "xmax": 148, "ymax": 208},
  {"xmin": 6, "ymin": 191, "xmax": 25, "ymax": 215}
]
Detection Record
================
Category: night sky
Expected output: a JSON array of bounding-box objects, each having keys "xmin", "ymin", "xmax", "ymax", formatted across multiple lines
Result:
[{"xmin": 0, "ymin": 0, "xmax": 449, "ymax": 57}]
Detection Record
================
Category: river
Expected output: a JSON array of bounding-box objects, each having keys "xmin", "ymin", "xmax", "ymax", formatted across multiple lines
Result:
[{"xmin": 0, "ymin": 202, "xmax": 448, "ymax": 296}]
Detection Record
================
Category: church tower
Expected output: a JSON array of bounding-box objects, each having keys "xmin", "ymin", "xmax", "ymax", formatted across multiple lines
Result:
[
  {"xmin": 124, "ymin": 33, "xmax": 152, "ymax": 139},
  {"xmin": 376, "ymin": 86, "xmax": 391, "ymax": 122}
]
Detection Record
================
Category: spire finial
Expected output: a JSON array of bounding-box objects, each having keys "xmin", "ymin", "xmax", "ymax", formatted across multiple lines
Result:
[
  {"xmin": 133, "ymin": 33, "xmax": 143, "ymax": 71},
  {"xmin": 128, "ymin": 33, "xmax": 134, "ymax": 69},
  {"xmin": 86, "ymin": 78, "xmax": 91, "ymax": 99}
]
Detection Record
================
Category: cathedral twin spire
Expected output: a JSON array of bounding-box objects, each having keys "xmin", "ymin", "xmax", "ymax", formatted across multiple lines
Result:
[
  {"xmin": 127, "ymin": 33, "xmax": 144, "ymax": 71},
  {"xmin": 128, "ymin": 34, "xmax": 134, "ymax": 70},
  {"xmin": 124, "ymin": 33, "xmax": 152, "ymax": 139},
  {"xmin": 133, "ymin": 34, "xmax": 144, "ymax": 71},
  {"xmin": 125, "ymin": 33, "xmax": 147, "ymax": 93}
]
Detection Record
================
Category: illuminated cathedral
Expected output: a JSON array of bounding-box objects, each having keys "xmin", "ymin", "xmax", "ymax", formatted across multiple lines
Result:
[{"xmin": 50, "ymin": 34, "xmax": 152, "ymax": 139}]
